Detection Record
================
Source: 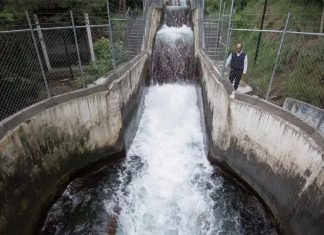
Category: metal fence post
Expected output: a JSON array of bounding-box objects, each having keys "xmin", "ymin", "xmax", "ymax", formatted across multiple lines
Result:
[
  {"xmin": 201, "ymin": 10, "xmax": 205, "ymax": 50},
  {"xmin": 218, "ymin": 2, "xmax": 226, "ymax": 61},
  {"xmin": 214, "ymin": 0, "xmax": 222, "ymax": 60},
  {"xmin": 266, "ymin": 12, "xmax": 290, "ymax": 101},
  {"xmin": 222, "ymin": 0, "xmax": 234, "ymax": 79},
  {"xmin": 107, "ymin": 0, "xmax": 116, "ymax": 69},
  {"xmin": 34, "ymin": 14, "xmax": 52, "ymax": 71},
  {"xmin": 26, "ymin": 11, "xmax": 51, "ymax": 98},
  {"xmin": 70, "ymin": 10, "xmax": 85, "ymax": 88},
  {"xmin": 84, "ymin": 13, "xmax": 96, "ymax": 63}
]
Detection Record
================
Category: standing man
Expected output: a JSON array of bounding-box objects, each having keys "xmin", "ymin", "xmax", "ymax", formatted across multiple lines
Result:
[{"xmin": 225, "ymin": 43, "xmax": 248, "ymax": 90}]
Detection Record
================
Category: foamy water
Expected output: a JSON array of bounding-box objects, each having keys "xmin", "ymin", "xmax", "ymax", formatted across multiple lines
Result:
[
  {"xmin": 106, "ymin": 84, "xmax": 229, "ymax": 235},
  {"xmin": 156, "ymin": 25, "xmax": 193, "ymax": 43},
  {"xmin": 172, "ymin": 0, "xmax": 188, "ymax": 6},
  {"xmin": 41, "ymin": 84, "xmax": 278, "ymax": 235},
  {"xmin": 40, "ymin": 0, "xmax": 278, "ymax": 233},
  {"xmin": 153, "ymin": 25, "xmax": 194, "ymax": 82}
]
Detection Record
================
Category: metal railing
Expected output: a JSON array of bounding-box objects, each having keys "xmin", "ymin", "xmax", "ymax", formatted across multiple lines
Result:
[
  {"xmin": 0, "ymin": 1, "xmax": 150, "ymax": 121},
  {"xmin": 202, "ymin": 0, "xmax": 324, "ymax": 111}
]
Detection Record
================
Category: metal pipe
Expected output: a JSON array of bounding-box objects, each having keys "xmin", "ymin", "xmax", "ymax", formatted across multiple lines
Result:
[
  {"xmin": 0, "ymin": 28, "xmax": 31, "ymax": 34},
  {"xmin": 77, "ymin": 24, "xmax": 109, "ymax": 29},
  {"xmin": 218, "ymin": 2, "xmax": 226, "ymax": 60},
  {"xmin": 214, "ymin": 0, "xmax": 222, "ymax": 60},
  {"xmin": 34, "ymin": 14, "xmax": 52, "ymax": 71},
  {"xmin": 107, "ymin": 0, "xmax": 116, "ymax": 69},
  {"xmin": 70, "ymin": 10, "xmax": 85, "ymax": 88},
  {"xmin": 34, "ymin": 26, "xmax": 72, "ymax": 31},
  {"xmin": 266, "ymin": 12, "xmax": 290, "ymax": 101},
  {"xmin": 231, "ymin": 28, "xmax": 283, "ymax": 33},
  {"xmin": 126, "ymin": 7, "xmax": 131, "ymax": 17},
  {"xmin": 286, "ymin": 30, "xmax": 324, "ymax": 36},
  {"xmin": 222, "ymin": 0, "xmax": 234, "ymax": 79},
  {"xmin": 84, "ymin": 13, "xmax": 96, "ymax": 63},
  {"xmin": 26, "ymin": 11, "xmax": 51, "ymax": 98}
]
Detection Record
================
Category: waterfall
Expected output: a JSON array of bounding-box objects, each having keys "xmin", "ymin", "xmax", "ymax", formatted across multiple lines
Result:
[
  {"xmin": 40, "ymin": 0, "xmax": 279, "ymax": 234},
  {"xmin": 165, "ymin": 6, "xmax": 191, "ymax": 27},
  {"xmin": 152, "ymin": 25, "xmax": 194, "ymax": 83},
  {"xmin": 152, "ymin": 0, "xmax": 193, "ymax": 83}
]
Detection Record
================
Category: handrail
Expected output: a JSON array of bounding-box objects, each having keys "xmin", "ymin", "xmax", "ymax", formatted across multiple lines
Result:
[{"xmin": 125, "ymin": 6, "xmax": 131, "ymax": 17}]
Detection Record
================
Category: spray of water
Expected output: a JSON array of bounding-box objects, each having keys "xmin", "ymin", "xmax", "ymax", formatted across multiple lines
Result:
[
  {"xmin": 153, "ymin": 25, "xmax": 194, "ymax": 83},
  {"xmin": 171, "ymin": 0, "xmax": 188, "ymax": 6},
  {"xmin": 105, "ymin": 84, "xmax": 233, "ymax": 235}
]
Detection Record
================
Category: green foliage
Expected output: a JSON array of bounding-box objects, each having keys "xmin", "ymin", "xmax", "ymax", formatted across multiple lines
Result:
[
  {"xmin": 95, "ymin": 37, "xmax": 113, "ymax": 62},
  {"xmin": 205, "ymin": 0, "xmax": 220, "ymax": 15},
  {"xmin": 205, "ymin": 0, "xmax": 249, "ymax": 16},
  {"xmin": 0, "ymin": 0, "xmax": 109, "ymax": 21},
  {"xmin": 82, "ymin": 37, "xmax": 127, "ymax": 85},
  {"xmin": 229, "ymin": 0, "xmax": 324, "ymax": 107}
]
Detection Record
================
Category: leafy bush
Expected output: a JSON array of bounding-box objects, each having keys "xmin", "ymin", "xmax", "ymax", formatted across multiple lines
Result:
[{"xmin": 83, "ymin": 37, "xmax": 128, "ymax": 85}]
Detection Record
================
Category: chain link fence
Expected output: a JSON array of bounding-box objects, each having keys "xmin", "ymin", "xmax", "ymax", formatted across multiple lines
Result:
[
  {"xmin": 203, "ymin": 3, "xmax": 324, "ymax": 110},
  {"xmin": 0, "ymin": 2, "xmax": 148, "ymax": 121}
]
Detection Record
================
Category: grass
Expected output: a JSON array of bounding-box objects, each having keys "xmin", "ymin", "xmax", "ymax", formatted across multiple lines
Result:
[{"xmin": 227, "ymin": 0, "xmax": 324, "ymax": 108}]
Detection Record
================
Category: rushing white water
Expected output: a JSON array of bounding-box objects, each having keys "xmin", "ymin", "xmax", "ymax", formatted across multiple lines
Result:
[
  {"xmin": 107, "ymin": 84, "xmax": 231, "ymax": 235},
  {"xmin": 41, "ymin": 84, "xmax": 278, "ymax": 234},
  {"xmin": 153, "ymin": 25, "xmax": 194, "ymax": 83},
  {"xmin": 156, "ymin": 25, "xmax": 193, "ymax": 43},
  {"xmin": 171, "ymin": 0, "xmax": 188, "ymax": 6}
]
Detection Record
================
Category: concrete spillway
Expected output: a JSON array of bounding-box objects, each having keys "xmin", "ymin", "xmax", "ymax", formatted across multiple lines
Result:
[
  {"xmin": 41, "ymin": 85, "xmax": 277, "ymax": 234},
  {"xmin": 0, "ymin": 1, "xmax": 323, "ymax": 235},
  {"xmin": 41, "ymin": 2, "xmax": 278, "ymax": 234},
  {"xmin": 152, "ymin": 25, "xmax": 194, "ymax": 83}
]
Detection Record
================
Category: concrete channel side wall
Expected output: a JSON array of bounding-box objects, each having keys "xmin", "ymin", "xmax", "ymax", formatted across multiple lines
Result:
[
  {"xmin": 0, "ymin": 6, "xmax": 162, "ymax": 234},
  {"xmin": 197, "ymin": 50, "xmax": 324, "ymax": 235},
  {"xmin": 283, "ymin": 97, "xmax": 324, "ymax": 136},
  {"xmin": 0, "ymin": 52, "xmax": 146, "ymax": 234}
]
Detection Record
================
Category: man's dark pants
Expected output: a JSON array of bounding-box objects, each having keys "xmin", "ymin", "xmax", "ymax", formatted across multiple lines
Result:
[{"xmin": 229, "ymin": 68, "xmax": 243, "ymax": 90}]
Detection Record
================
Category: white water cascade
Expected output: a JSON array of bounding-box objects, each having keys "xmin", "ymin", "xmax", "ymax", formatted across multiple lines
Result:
[
  {"xmin": 171, "ymin": 0, "xmax": 188, "ymax": 6},
  {"xmin": 152, "ymin": 25, "xmax": 194, "ymax": 83},
  {"xmin": 40, "ymin": 0, "xmax": 278, "ymax": 234},
  {"xmin": 109, "ymin": 84, "xmax": 226, "ymax": 235}
]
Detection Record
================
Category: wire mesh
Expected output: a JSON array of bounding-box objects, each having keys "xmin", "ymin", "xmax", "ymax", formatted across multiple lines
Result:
[
  {"xmin": 230, "ymin": 30, "xmax": 282, "ymax": 99},
  {"xmin": 0, "ymin": 31, "xmax": 48, "ymax": 120},
  {"xmin": 203, "ymin": 5, "xmax": 324, "ymax": 110},
  {"xmin": 38, "ymin": 26, "xmax": 84, "ymax": 94},
  {"xmin": 270, "ymin": 33, "xmax": 324, "ymax": 108},
  {"xmin": 203, "ymin": 1, "xmax": 231, "ymax": 65},
  {"xmin": 0, "ymin": 1, "xmax": 148, "ymax": 122}
]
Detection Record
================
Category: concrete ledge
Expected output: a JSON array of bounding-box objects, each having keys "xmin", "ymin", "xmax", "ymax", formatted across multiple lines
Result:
[
  {"xmin": 0, "ymin": 6, "xmax": 164, "ymax": 233},
  {"xmin": 0, "ymin": 52, "xmax": 147, "ymax": 140},
  {"xmin": 197, "ymin": 49, "xmax": 324, "ymax": 235},
  {"xmin": 283, "ymin": 97, "xmax": 324, "ymax": 137},
  {"xmin": 0, "ymin": 51, "xmax": 149, "ymax": 235}
]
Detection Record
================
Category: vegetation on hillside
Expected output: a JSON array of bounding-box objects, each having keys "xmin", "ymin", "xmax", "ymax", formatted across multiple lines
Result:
[
  {"xmin": 207, "ymin": 0, "xmax": 324, "ymax": 108},
  {"xmin": 0, "ymin": 0, "xmax": 137, "ymax": 120},
  {"xmin": 0, "ymin": 0, "xmax": 144, "ymax": 21}
]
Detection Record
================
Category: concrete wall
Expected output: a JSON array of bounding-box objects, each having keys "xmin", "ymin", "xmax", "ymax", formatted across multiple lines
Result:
[
  {"xmin": 0, "ymin": 7, "xmax": 162, "ymax": 234},
  {"xmin": 0, "ymin": 7, "xmax": 161, "ymax": 234},
  {"xmin": 283, "ymin": 97, "xmax": 324, "ymax": 136},
  {"xmin": 0, "ymin": 52, "xmax": 148, "ymax": 234},
  {"xmin": 197, "ymin": 50, "xmax": 324, "ymax": 234}
]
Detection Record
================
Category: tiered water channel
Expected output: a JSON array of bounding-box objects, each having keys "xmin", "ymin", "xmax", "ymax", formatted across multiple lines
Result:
[{"xmin": 41, "ymin": 1, "xmax": 279, "ymax": 234}]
